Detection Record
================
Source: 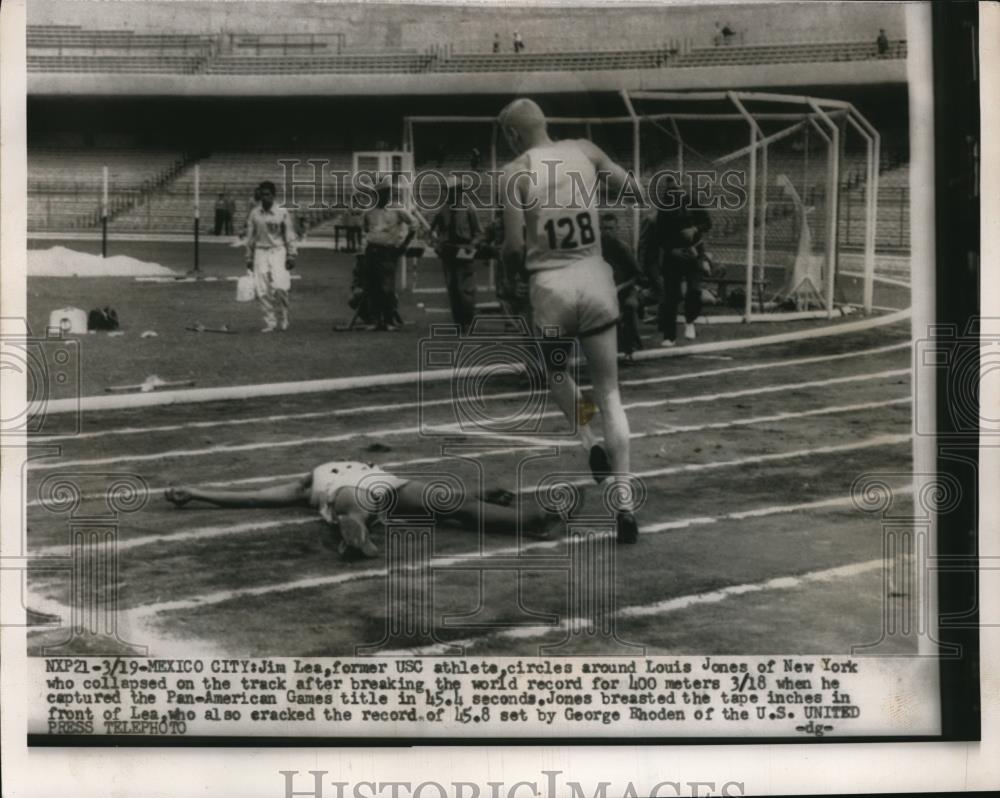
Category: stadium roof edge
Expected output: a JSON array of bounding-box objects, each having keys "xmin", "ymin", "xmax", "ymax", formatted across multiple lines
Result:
[{"xmin": 26, "ymin": 60, "xmax": 907, "ymax": 98}]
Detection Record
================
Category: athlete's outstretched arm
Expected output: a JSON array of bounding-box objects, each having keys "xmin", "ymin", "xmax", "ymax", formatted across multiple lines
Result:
[
  {"xmin": 165, "ymin": 475, "xmax": 312, "ymax": 509},
  {"xmin": 576, "ymin": 139, "xmax": 643, "ymax": 201}
]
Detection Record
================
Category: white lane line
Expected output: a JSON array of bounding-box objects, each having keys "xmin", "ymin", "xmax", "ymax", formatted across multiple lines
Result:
[
  {"xmin": 617, "ymin": 559, "xmax": 884, "ymax": 618},
  {"xmin": 32, "ymin": 341, "xmax": 911, "ymax": 443},
  {"xmin": 29, "ymin": 369, "xmax": 910, "ymax": 472},
  {"xmin": 513, "ymin": 433, "xmax": 911, "ymax": 493},
  {"xmin": 389, "ymin": 559, "xmax": 887, "ymax": 654},
  {"xmin": 623, "ymin": 368, "xmax": 909, "ymax": 411},
  {"xmin": 134, "ymin": 275, "xmax": 304, "ymax": 284},
  {"xmin": 25, "ymin": 397, "xmax": 911, "ymax": 509},
  {"xmin": 840, "ymin": 270, "xmax": 912, "ymax": 289},
  {"xmin": 41, "ymin": 308, "xmax": 912, "ymax": 415},
  {"xmin": 34, "ymin": 517, "xmax": 318, "ymax": 557},
  {"xmin": 619, "ymin": 341, "xmax": 909, "ymax": 388},
  {"xmin": 107, "ymin": 438, "xmax": 909, "ymax": 618}
]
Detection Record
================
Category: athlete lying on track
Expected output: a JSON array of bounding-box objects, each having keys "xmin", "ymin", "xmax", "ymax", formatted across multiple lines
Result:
[{"xmin": 165, "ymin": 460, "xmax": 561, "ymax": 558}]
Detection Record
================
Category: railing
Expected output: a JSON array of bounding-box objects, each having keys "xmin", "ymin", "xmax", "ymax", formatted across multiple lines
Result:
[{"xmin": 225, "ymin": 32, "xmax": 346, "ymax": 55}]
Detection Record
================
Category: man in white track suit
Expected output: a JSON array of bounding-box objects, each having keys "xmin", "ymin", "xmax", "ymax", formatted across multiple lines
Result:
[{"xmin": 246, "ymin": 180, "xmax": 297, "ymax": 332}]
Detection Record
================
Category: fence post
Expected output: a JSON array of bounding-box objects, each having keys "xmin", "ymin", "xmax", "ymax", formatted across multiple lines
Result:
[
  {"xmin": 845, "ymin": 189, "xmax": 852, "ymax": 246},
  {"xmin": 898, "ymin": 188, "xmax": 905, "ymax": 250}
]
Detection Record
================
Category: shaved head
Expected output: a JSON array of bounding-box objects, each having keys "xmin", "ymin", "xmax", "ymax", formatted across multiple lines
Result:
[
  {"xmin": 499, "ymin": 98, "xmax": 546, "ymax": 131},
  {"xmin": 498, "ymin": 98, "xmax": 549, "ymax": 153}
]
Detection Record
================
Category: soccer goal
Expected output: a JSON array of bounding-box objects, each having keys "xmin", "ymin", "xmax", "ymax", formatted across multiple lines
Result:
[
  {"xmin": 626, "ymin": 90, "xmax": 881, "ymax": 321},
  {"xmin": 403, "ymin": 90, "xmax": 881, "ymax": 322}
]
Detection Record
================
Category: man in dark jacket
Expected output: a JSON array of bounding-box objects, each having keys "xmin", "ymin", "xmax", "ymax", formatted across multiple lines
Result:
[
  {"xmin": 431, "ymin": 182, "xmax": 482, "ymax": 332},
  {"xmin": 599, "ymin": 214, "xmax": 644, "ymax": 360},
  {"xmin": 642, "ymin": 175, "xmax": 712, "ymax": 346}
]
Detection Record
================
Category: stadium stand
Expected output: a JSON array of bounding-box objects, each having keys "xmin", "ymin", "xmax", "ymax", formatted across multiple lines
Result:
[
  {"xmin": 28, "ymin": 147, "xmax": 189, "ymax": 230},
  {"xmin": 28, "ymin": 55, "xmax": 208, "ymax": 74},
  {"xmin": 431, "ymin": 48, "xmax": 678, "ymax": 73},
  {"xmin": 672, "ymin": 39, "xmax": 907, "ymax": 68},
  {"xmin": 27, "ymin": 26, "xmax": 215, "ymax": 53},
  {"xmin": 27, "ymin": 24, "xmax": 905, "ymax": 75},
  {"xmin": 110, "ymin": 149, "xmax": 355, "ymax": 233},
  {"xmin": 205, "ymin": 53, "xmax": 434, "ymax": 75}
]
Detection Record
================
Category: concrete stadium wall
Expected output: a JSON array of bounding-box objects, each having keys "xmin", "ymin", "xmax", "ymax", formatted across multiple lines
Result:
[
  {"xmin": 27, "ymin": 58, "xmax": 907, "ymax": 97},
  {"xmin": 30, "ymin": 1, "xmax": 905, "ymax": 55}
]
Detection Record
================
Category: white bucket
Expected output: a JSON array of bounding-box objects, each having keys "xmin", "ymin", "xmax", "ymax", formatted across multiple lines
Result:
[
  {"xmin": 47, "ymin": 307, "xmax": 88, "ymax": 335},
  {"xmin": 235, "ymin": 274, "xmax": 255, "ymax": 302}
]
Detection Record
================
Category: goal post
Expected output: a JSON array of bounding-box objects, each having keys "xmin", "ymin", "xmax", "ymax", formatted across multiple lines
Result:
[{"xmin": 627, "ymin": 89, "xmax": 880, "ymax": 319}]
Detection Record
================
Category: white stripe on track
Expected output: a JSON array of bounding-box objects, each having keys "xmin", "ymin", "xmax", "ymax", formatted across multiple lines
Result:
[
  {"xmin": 40, "ymin": 308, "xmax": 912, "ymax": 415},
  {"xmin": 32, "ymin": 341, "xmax": 911, "ymax": 443},
  {"xmin": 29, "ymin": 369, "xmax": 910, "ymax": 471},
  {"xmin": 624, "ymin": 367, "xmax": 909, "ymax": 410},
  {"xmin": 389, "ymin": 559, "xmax": 888, "ymax": 654},
  {"xmin": 35, "ymin": 517, "xmax": 319, "ymax": 557},
  {"xmin": 26, "ymin": 397, "xmax": 911, "ymax": 508},
  {"xmin": 111, "ymin": 440, "xmax": 909, "ymax": 618},
  {"xmin": 620, "ymin": 341, "xmax": 909, "ymax": 388},
  {"xmin": 618, "ymin": 559, "xmax": 884, "ymax": 618},
  {"xmin": 840, "ymin": 270, "xmax": 911, "ymax": 289},
  {"xmin": 510, "ymin": 433, "xmax": 911, "ymax": 495}
]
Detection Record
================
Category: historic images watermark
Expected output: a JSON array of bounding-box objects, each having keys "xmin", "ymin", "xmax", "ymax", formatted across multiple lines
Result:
[
  {"xmin": 275, "ymin": 162, "xmax": 748, "ymax": 214},
  {"xmin": 279, "ymin": 770, "xmax": 746, "ymax": 798}
]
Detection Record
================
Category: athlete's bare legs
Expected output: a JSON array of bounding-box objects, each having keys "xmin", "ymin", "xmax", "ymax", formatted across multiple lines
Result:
[
  {"xmin": 544, "ymin": 362, "xmax": 600, "ymax": 453},
  {"xmin": 579, "ymin": 327, "xmax": 630, "ymax": 476},
  {"xmin": 568, "ymin": 327, "xmax": 638, "ymax": 543}
]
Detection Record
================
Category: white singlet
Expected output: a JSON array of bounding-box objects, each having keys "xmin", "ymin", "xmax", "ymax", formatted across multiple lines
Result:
[
  {"xmin": 522, "ymin": 139, "xmax": 602, "ymax": 272},
  {"xmin": 308, "ymin": 461, "xmax": 408, "ymax": 525}
]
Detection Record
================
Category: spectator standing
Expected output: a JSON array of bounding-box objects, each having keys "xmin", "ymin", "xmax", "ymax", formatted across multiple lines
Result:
[
  {"xmin": 214, "ymin": 193, "xmax": 227, "ymax": 236},
  {"xmin": 470, "ymin": 146, "xmax": 482, "ymax": 171},
  {"xmin": 599, "ymin": 214, "xmax": 644, "ymax": 361},
  {"xmin": 877, "ymin": 28, "xmax": 890, "ymax": 57},
  {"xmin": 642, "ymin": 175, "xmax": 712, "ymax": 346},
  {"xmin": 431, "ymin": 181, "xmax": 482, "ymax": 332},
  {"xmin": 513, "ymin": 31, "xmax": 524, "ymax": 53},
  {"xmin": 362, "ymin": 180, "xmax": 417, "ymax": 331},
  {"xmin": 223, "ymin": 191, "xmax": 236, "ymax": 235},
  {"xmin": 346, "ymin": 207, "xmax": 363, "ymax": 253},
  {"xmin": 245, "ymin": 181, "xmax": 297, "ymax": 333},
  {"xmin": 492, "ymin": 33, "xmax": 500, "ymax": 53},
  {"xmin": 721, "ymin": 23, "xmax": 735, "ymax": 45}
]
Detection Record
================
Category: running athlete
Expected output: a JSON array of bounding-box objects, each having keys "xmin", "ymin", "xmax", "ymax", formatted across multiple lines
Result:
[
  {"xmin": 165, "ymin": 460, "xmax": 560, "ymax": 559},
  {"xmin": 497, "ymin": 98, "xmax": 639, "ymax": 544}
]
